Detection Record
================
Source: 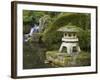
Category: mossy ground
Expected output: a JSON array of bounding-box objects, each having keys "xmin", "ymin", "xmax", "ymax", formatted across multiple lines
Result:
[{"xmin": 45, "ymin": 51, "xmax": 91, "ymax": 67}]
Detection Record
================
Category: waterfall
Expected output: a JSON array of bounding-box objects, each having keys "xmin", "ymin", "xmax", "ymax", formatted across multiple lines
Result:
[
  {"xmin": 24, "ymin": 15, "xmax": 50, "ymax": 42},
  {"xmin": 24, "ymin": 24, "xmax": 39, "ymax": 42},
  {"xmin": 29, "ymin": 24, "xmax": 39, "ymax": 36}
]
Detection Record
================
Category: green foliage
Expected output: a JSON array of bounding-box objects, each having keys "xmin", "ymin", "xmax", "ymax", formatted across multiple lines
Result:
[
  {"xmin": 23, "ymin": 10, "xmax": 59, "ymax": 34},
  {"xmin": 23, "ymin": 10, "xmax": 45, "ymax": 23},
  {"xmin": 23, "ymin": 10, "xmax": 91, "ymax": 51},
  {"xmin": 23, "ymin": 10, "xmax": 46, "ymax": 34},
  {"xmin": 76, "ymin": 51, "xmax": 91, "ymax": 66},
  {"xmin": 42, "ymin": 13, "xmax": 91, "ymax": 51},
  {"xmin": 78, "ymin": 30, "xmax": 90, "ymax": 52},
  {"xmin": 23, "ymin": 11, "xmax": 91, "ymax": 68}
]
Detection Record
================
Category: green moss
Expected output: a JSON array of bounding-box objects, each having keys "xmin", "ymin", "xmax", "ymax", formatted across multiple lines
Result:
[
  {"xmin": 45, "ymin": 51, "xmax": 91, "ymax": 67},
  {"xmin": 76, "ymin": 51, "xmax": 91, "ymax": 66}
]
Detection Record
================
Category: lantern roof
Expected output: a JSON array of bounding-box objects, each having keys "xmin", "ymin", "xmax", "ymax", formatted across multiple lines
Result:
[{"xmin": 57, "ymin": 25, "xmax": 82, "ymax": 32}]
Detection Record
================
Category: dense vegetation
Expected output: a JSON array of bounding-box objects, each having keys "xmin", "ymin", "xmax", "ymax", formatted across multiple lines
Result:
[
  {"xmin": 23, "ymin": 10, "xmax": 91, "ymax": 52},
  {"xmin": 23, "ymin": 10, "xmax": 91, "ymax": 69},
  {"xmin": 43, "ymin": 13, "xmax": 91, "ymax": 51}
]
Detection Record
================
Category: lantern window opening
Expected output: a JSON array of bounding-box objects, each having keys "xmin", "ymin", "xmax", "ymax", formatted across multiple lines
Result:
[{"xmin": 72, "ymin": 46, "xmax": 77, "ymax": 53}]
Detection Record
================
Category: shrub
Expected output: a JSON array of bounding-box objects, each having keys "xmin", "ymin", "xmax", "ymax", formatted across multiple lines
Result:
[{"xmin": 42, "ymin": 13, "xmax": 90, "ymax": 52}]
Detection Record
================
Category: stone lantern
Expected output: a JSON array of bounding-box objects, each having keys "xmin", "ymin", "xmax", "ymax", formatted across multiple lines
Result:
[{"xmin": 57, "ymin": 25, "xmax": 81, "ymax": 55}]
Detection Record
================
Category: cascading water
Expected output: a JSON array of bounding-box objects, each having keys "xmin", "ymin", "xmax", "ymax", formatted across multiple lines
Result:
[{"xmin": 24, "ymin": 15, "xmax": 50, "ymax": 42}]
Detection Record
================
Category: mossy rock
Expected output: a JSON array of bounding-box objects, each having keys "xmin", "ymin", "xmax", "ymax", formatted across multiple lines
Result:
[
  {"xmin": 45, "ymin": 51, "xmax": 73, "ymax": 67},
  {"xmin": 45, "ymin": 51, "xmax": 91, "ymax": 67}
]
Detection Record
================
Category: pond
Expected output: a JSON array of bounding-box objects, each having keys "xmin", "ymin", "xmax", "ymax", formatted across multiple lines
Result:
[{"xmin": 23, "ymin": 41, "xmax": 53, "ymax": 69}]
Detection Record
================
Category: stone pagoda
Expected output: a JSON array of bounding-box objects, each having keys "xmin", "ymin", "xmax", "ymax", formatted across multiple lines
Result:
[{"xmin": 57, "ymin": 24, "xmax": 81, "ymax": 55}]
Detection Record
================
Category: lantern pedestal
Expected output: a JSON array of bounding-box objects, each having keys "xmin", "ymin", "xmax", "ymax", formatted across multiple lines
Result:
[{"xmin": 59, "ymin": 42, "xmax": 81, "ymax": 55}]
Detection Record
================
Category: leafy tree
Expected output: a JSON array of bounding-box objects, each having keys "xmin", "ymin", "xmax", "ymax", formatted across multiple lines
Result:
[
  {"xmin": 42, "ymin": 13, "xmax": 91, "ymax": 51},
  {"xmin": 23, "ymin": 10, "xmax": 91, "ymax": 52}
]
